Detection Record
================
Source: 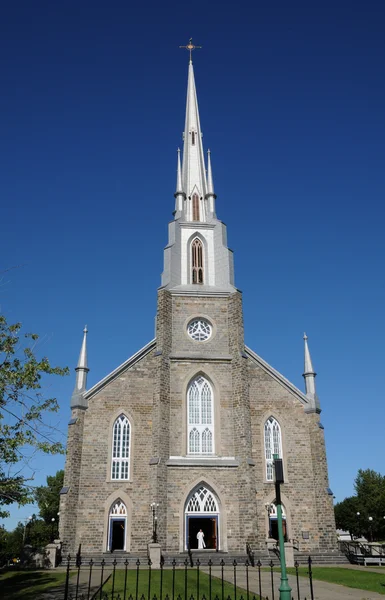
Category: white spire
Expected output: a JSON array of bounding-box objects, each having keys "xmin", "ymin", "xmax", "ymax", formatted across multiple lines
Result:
[
  {"xmin": 302, "ymin": 333, "xmax": 320, "ymax": 413},
  {"xmin": 181, "ymin": 60, "xmax": 207, "ymax": 217},
  {"xmin": 206, "ymin": 149, "xmax": 216, "ymax": 217},
  {"xmin": 71, "ymin": 326, "xmax": 89, "ymax": 409}
]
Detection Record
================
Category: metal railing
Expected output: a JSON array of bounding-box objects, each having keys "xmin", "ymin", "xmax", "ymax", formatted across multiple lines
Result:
[{"xmin": 61, "ymin": 551, "xmax": 316, "ymax": 600}]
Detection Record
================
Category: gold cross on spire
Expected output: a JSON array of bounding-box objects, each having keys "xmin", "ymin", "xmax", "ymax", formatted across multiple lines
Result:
[{"xmin": 179, "ymin": 38, "xmax": 202, "ymax": 61}]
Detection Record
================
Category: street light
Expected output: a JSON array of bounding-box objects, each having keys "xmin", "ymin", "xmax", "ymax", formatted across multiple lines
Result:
[
  {"xmin": 56, "ymin": 512, "xmax": 60, "ymax": 538},
  {"xmin": 368, "ymin": 516, "xmax": 373, "ymax": 542},
  {"xmin": 51, "ymin": 518, "xmax": 56, "ymax": 542},
  {"xmin": 356, "ymin": 512, "xmax": 361, "ymax": 539},
  {"xmin": 273, "ymin": 454, "xmax": 292, "ymax": 600},
  {"xmin": 23, "ymin": 516, "xmax": 32, "ymax": 545},
  {"xmin": 150, "ymin": 503, "xmax": 159, "ymax": 544}
]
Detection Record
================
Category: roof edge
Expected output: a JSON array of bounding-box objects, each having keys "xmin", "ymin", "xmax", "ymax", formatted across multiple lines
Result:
[
  {"xmin": 244, "ymin": 345, "xmax": 309, "ymax": 407},
  {"xmin": 84, "ymin": 338, "xmax": 156, "ymax": 399}
]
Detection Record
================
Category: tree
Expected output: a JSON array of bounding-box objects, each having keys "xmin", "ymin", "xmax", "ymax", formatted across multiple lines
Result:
[
  {"xmin": 35, "ymin": 469, "xmax": 64, "ymax": 523},
  {"xmin": 0, "ymin": 314, "xmax": 68, "ymax": 517},
  {"xmin": 334, "ymin": 468, "xmax": 385, "ymax": 541}
]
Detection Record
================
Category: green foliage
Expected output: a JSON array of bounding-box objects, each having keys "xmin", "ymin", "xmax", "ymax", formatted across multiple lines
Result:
[
  {"xmin": 0, "ymin": 314, "xmax": 69, "ymax": 517},
  {"xmin": 334, "ymin": 468, "xmax": 385, "ymax": 541},
  {"xmin": 35, "ymin": 469, "xmax": 63, "ymax": 524}
]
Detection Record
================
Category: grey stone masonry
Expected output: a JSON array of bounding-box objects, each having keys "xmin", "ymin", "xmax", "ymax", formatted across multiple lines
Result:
[{"xmin": 60, "ymin": 286, "xmax": 336, "ymax": 555}]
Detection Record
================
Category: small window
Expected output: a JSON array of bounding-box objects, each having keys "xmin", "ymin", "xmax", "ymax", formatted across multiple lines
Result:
[
  {"xmin": 191, "ymin": 131, "xmax": 195, "ymax": 145},
  {"xmin": 192, "ymin": 238, "xmax": 203, "ymax": 284},
  {"xmin": 192, "ymin": 194, "xmax": 200, "ymax": 222}
]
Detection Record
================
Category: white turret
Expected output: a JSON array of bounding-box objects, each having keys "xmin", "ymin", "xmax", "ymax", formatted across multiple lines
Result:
[
  {"xmin": 174, "ymin": 148, "xmax": 185, "ymax": 218},
  {"xmin": 302, "ymin": 333, "xmax": 320, "ymax": 413},
  {"xmin": 71, "ymin": 326, "xmax": 89, "ymax": 409}
]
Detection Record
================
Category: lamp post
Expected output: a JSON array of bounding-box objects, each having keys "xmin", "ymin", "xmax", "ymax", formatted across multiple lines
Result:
[
  {"xmin": 356, "ymin": 512, "xmax": 361, "ymax": 539},
  {"xmin": 51, "ymin": 518, "xmax": 56, "ymax": 542},
  {"xmin": 56, "ymin": 512, "xmax": 60, "ymax": 538},
  {"xmin": 273, "ymin": 454, "xmax": 292, "ymax": 600},
  {"xmin": 368, "ymin": 516, "xmax": 373, "ymax": 543},
  {"xmin": 23, "ymin": 516, "xmax": 32, "ymax": 545},
  {"xmin": 150, "ymin": 503, "xmax": 159, "ymax": 544}
]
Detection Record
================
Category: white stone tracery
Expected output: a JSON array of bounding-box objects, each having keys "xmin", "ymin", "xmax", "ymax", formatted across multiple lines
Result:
[
  {"xmin": 188, "ymin": 376, "xmax": 214, "ymax": 454},
  {"xmin": 111, "ymin": 414, "xmax": 130, "ymax": 480},
  {"xmin": 110, "ymin": 500, "xmax": 127, "ymax": 516},
  {"xmin": 188, "ymin": 319, "xmax": 212, "ymax": 341},
  {"xmin": 264, "ymin": 416, "xmax": 282, "ymax": 481},
  {"xmin": 185, "ymin": 486, "xmax": 218, "ymax": 513}
]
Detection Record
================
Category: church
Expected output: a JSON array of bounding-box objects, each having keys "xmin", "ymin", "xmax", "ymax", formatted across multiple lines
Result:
[{"xmin": 59, "ymin": 47, "xmax": 337, "ymax": 559}]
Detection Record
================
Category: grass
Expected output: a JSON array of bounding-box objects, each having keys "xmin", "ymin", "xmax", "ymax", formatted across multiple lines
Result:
[
  {"xmin": 0, "ymin": 569, "xmax": 69, "ymax": 600},
  {"xmin": 102, "ymin": 569, "xmax": 255, "ymax": 600},
  {"xmin": 286, "ymin": 566, "xmax": 385, "ymax": 596}
]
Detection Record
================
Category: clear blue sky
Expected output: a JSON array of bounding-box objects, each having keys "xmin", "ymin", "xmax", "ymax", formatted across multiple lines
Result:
[{"xmin": 1, "ymin": 1, "xmax": 384, "ymax": 530}]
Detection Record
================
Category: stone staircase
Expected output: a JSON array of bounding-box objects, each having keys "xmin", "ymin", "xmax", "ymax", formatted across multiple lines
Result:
[{"xmin": 293, "ymin": 550, "xmax": 350, "ymax": 565}]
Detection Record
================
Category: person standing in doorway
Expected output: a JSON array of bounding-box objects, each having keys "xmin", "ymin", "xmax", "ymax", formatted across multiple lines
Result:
[{"xmin": 197, "ymin": 529, "xmax": 206, "ymax": 549}]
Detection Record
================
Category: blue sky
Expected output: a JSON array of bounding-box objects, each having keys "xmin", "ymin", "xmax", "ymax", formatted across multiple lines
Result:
[{"xmin": 1, "ymin": 1, "xmax": 384, "ymax": 530}]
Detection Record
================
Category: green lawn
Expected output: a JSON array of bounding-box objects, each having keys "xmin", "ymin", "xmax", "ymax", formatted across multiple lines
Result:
[
  {"xmin": 0, "ymin": 569, "xmax": 69, "ymax": 600},
  {"xmin": 103, "ymin": 569, "xmax": 255, "ymax": 600},
  {"xmin": 287, "ymin": 566, "xmax": 385, "ymax": 596}
]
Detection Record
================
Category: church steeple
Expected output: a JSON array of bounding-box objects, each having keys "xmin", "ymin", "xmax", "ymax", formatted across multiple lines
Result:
[
  {"xmin": 161, "ymin": 51, "xmax": 235, "ymax": 293},
  {"xmin": 70, "ymin": 326, "xmax": 89, "ymax": 409}
]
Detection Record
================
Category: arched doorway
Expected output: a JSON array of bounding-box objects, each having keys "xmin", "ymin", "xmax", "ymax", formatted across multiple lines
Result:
[
  {"xmin": 108, "ymin": 500, "xmax": 127, "ymax": 551},
  {"xmin": 185, "ymin": 485, "xmax": 219, "ymax": 550},
  {"xmin": 268, "ymin": 502, "xmax": 288, "ymax": 541}
]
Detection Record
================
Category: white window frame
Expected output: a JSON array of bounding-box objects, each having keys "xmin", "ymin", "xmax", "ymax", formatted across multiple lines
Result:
[
  {"xmin": 111, "ymin": 414, "xmax": 131, "ymax": 480},
  {"xmin": 264, "ymin": 416, "xmax": 282, "ymax": 481},
  {"xmin": 187, "ymin": 377, "xmax": 214, "ymax": 455}
]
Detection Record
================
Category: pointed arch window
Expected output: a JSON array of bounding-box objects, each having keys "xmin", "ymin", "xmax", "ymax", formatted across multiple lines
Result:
[
  {"xmin": 264, "ymin": 417, "xmax": 282, "ymax": 481},
  {"xmin": 192, "ymin": 194, "xmax": 200, "ymax": 222},
  {"xmin": 188, "ymin": 376, "xmax": 214, "ymax": 454},
  {"xmin": 111, "ymin": 415, "xmax": 130, "ymax": 480},
  {"xmin": 192, "ymin": 238, "xmax": 203, "ymax": 284}
]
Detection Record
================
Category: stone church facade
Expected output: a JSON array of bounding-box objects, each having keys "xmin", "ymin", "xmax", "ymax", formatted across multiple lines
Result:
[{"xmin": 59, "ymin": 56, "xmax": 336, "ymax": 557}]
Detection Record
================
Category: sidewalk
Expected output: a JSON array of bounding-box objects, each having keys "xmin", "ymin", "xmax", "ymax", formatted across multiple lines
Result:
[{"xmin": 204, "ymin": 565, "xmax": 385, "ymax": 600}]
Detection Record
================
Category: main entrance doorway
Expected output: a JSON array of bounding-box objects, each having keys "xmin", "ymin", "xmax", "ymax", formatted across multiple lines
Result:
[
  {"xmin": 185, "ymin": 486, "xmax": 220, "ymax": 551},
  {"xmin": 108, "ymin": 500, "xmax": 127, "ymax": 551}
]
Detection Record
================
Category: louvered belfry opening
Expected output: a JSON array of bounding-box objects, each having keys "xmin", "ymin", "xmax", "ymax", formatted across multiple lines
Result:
[
  {"xmin": 192, "ymin": 193, "xmax": 200, "ymax": 221},
  {"xmin": 192, "ymin": 238, "xmax": 204, "ymax": 284}
]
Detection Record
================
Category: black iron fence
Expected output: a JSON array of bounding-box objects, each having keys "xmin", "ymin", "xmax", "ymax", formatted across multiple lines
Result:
[{"xmin": 61, "ymin": 553, "xmax": 315, "ymax": 600}]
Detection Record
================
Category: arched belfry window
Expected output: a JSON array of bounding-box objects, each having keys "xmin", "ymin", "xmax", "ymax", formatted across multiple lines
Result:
[
  {"xmin": 188, "ymin": 376, "xmax": 214, "ymax": 454},
  {"xmin": 264, "ymin": 417, "xmax": 282, "ymax": 481},
  {"xmin": 192, "ymin": 193, "xmax": 200, "ymax": 222},
  {"xmin": 192, "ymin": 238, "xmax": 203, "ymax": 284},
  {"xmin": 111, "ymin": 414, "xmax": 130, "ymax": 480}
]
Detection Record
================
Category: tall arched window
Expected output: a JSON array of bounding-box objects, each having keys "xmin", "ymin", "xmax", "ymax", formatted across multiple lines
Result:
[
  {"xmin": 264, "ymin": 417, "xmax": 282, "ymax": 481},
  {"xmin": 188, "ymin": 376, "xmax": 214, "ymax": 454},
  {"xmin": 111, "ymin": 415, "xmax": 130, "ymax": 480},
  {"xmin": 192, "ymin": 193, "xmax": 200, "ymax": 221},
  {"xmin": 192, "ymin": 238, "xmax": 204, "ymax": 284}
]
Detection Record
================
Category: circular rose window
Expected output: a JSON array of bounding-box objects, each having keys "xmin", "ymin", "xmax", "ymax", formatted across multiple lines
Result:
[{"xmin": 187, "ymin": 319, "xmax": 212, "ymax": 341}]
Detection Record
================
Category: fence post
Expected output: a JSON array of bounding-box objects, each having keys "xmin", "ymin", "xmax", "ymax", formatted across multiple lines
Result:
[
  {"xmin": 307, "ymin": 557, "xmax": 314, "ymax": 600},
  {"xmin": 269, "ymin": 560, "xmax": 275, "ymax": 600},
  {"xmin": 257, "ymin": 560, "xmax": 262, "ymax": 600},
  {"xmin": 64, "ymin": 554, "xmax": 71, "ymax": 600}
]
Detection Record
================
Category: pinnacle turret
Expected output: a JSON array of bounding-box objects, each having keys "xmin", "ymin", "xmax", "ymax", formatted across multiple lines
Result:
[
  {"xmin": 302, "ymin": 333, "xmax": 320, "ymax": 413},
  {"xmin": 70, "ymin": 326, "xmax": 89, "ymax": 409},
  {"xmin": 206, "ymin": 149, "xmax": 216, "ymax": 217},
  {"xmin": 174, "ymin": 148, "xmax": 185, "ymax": 217}
]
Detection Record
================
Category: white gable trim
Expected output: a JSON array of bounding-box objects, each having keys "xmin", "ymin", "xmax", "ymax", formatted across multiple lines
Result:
[
  {"xmin": 84, "ymin": 339, "xmax": 156, "ymax": 400},
  {"xmin": 245, "ymin": 346, "xmax": 309, "ymax": 407}
]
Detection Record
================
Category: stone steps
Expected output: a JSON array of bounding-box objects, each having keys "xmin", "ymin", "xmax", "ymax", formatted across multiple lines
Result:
[{"xmin": 294, "ymin": 551, "xmax": 350, "ymax": 565}]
